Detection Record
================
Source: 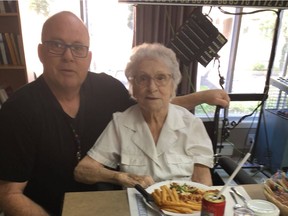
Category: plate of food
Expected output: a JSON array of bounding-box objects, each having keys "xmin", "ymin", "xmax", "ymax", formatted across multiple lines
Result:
[
  {"xmin": 144, "ymin": 180, "xmax": 211, "ymax": 216},
  {"xmin": 263, "ymin": 170, "xmax": 288, "ymax": 216}
]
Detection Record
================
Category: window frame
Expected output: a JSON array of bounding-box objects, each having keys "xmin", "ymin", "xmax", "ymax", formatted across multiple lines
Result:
[{"xmin": 195, "ymin": 7, "xmax": 287, "ymax": 124}]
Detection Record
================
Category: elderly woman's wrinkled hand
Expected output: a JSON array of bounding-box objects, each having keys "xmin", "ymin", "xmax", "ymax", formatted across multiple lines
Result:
[{"xmin": 117, "ymin": 172, "xmax": 155, "ymax": 188}]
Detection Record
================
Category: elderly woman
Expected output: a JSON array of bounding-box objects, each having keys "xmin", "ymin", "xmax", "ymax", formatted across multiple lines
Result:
[{"xmin": 74, "ymin": 43, "xmax": 214, "ymax": 188}]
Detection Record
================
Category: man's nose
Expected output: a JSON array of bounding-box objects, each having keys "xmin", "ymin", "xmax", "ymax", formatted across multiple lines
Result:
[{"xmin": 62, "ymin": 47, "xmax": 74, "ymax": 59}]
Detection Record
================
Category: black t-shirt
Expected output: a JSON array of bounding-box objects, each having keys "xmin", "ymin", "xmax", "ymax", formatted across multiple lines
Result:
[{"xmin": 0, "ymin": 72, "xmax": 135, "ymax": 215}]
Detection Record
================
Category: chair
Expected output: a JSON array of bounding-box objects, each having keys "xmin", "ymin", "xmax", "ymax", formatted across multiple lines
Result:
[{"xmin": 203, "ymin": 93, "xmax": 267, "ymax": 185}]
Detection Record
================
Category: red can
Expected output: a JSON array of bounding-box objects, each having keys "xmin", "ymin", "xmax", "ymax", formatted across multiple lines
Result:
[{"xmin": 200, "ymin": 191, "xmax": 226, "ymax": 216}]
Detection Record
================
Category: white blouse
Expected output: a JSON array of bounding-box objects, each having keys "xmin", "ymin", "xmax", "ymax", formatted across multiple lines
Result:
[{"xmin": 88, "ymin": 104, "xmax": 214, "ymax": 182}]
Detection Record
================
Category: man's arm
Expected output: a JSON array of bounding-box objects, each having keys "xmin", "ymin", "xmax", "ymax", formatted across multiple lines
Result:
[
  {"xmin": 171, "ymin": 89, "xmax": 230, "ymax": 110},
  {"xmin": 0, "ymin": 180, "xmax": 49, "ymax": 216},
  {"xmin": 74, "ymin": 156, "xmax": 154, "ymax": 188}
]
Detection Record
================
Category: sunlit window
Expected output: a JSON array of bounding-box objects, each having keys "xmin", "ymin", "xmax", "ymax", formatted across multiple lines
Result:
[
  {"xmin": 195, "ymin": 7, "xmax": 285, "ymax": 121},
  {"xmin": 18, "ymin": 0, "xmax": 133, "ymax": 87},
  {"xmin": 84, "ymin": 0, "xmax": 133, "ymax": 87},
  {"xmin": 18, "ymin": 1, "xmax": 286, "ymax": 121},
  {"xmin": 85, "ymin": 1, "xmax": 133, "ymax": 71},
  {"xmin": 18, "ymin": 0, "xmax": 80, "ymax": 81}
]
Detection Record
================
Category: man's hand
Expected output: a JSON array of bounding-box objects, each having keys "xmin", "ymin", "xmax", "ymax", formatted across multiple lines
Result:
[
  {"xmin": 171, "ymin": 89, "xmax": 230, "ymax": 110},
  {"xmin": 200, "ymin": 89, "xmax": 230, "ymax": 108}
]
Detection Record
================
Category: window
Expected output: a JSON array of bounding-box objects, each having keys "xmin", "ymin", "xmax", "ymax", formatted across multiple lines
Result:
[
  {"xmin": 84, "ymin": 0, "xmax": 133, "ymax": 88},
  {"xmin": 18, "ymin": 0, "xmax": 133, "ymax": 88},
  {"xmin": 84, "ymin": 1, "xmax": 133, "ymax": 71},
  {"xmin": 195, "ymin": 7, "xmax": 286, "ymax": 122},
  {"xmin": 19, "ymin": 1, "xmax": 286, "ymax": 119},
  {"xmin": 18, "ymin": 0, "xmax": 81, "ymax": 81}
]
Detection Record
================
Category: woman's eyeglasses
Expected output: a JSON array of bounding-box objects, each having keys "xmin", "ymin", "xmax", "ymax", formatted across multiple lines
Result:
[
  {"xmin": 43, "ymin": 40, "xmax": 89, "ymax": 58},
  {"xmin": 130, "ymin": 74, "xmax": 172, "ymax": 87}
]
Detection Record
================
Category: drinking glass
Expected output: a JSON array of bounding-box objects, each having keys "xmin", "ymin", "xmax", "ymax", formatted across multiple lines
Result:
[{"xmin": 234, "ymin": 207, "xmax": 254, "ymax": 216}]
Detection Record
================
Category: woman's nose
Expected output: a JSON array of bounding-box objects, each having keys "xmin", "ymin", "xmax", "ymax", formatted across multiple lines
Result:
[
  {"xmin": 148, "ymin": 78, "xmax": 158, "ymax": 87},
  {"xmin": 147, "ymin": 78, "xmax": 158, "ymax": 90}
]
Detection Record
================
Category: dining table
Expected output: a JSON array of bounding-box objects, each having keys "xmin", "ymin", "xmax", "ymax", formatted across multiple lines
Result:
[{"xmin": 61, "ymin": 183, "xmax": 266, "ymax": 216}]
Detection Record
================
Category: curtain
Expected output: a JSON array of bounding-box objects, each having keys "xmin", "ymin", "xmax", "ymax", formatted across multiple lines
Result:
[{"xmin": 133, "ymin": 5, "xmax": 199, "ymax": 95}]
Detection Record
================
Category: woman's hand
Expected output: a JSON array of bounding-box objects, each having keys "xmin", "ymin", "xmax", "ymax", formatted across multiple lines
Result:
[
  {"xmin": 116, "ymin": 173, "xmax": 155, "ymax": 188},
  {"xmin": 74, "ymin": 156, "xmax": 154, "ymax": 188}
]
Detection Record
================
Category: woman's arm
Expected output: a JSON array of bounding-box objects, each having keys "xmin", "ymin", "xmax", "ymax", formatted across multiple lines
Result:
[
  {"xmin": 192, "ymin": 164, "xmax": 213, "ymax": 186},
  {"xmin": 171, "ymin": 89, "xmax": 230, "ymax": 110},
  {"xmin": 74, "ymin": 156, "xmax": 154, "ymax": 188}
]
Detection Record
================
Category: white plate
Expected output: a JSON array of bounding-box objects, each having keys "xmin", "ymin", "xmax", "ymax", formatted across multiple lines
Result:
[{"xmin": 145, "ymin": 180, "xmax": 211, "ymax": 216}]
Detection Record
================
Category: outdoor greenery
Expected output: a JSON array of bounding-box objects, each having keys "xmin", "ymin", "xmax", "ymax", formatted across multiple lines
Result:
[
  {"xmin": 29, "ymin": 0, "xmax": 51, "ymax": 16},
  {"xmin": 195, "ymin": 99, "xmax": 259, "ymax": 117},
  {"xmin": 259, "ymin": 10, "xmax": 288, "ymax": 74},
  {"xmin": 252, "ymin": 62, "xmax": 266, "ymax": 71}
]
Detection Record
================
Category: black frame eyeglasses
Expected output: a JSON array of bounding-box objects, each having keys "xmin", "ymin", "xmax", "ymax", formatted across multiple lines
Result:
[{"xmin": 43, "ymin": 40, "xmax": 89, "ymax": 58}]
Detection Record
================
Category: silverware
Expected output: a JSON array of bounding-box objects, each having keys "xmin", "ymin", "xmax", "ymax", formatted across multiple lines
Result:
[
  {"xmin": 229, "ymin": 191, "xmax": 242, "ymax": 209},
  {"xmin": 231, "ymin": 187, "xmax": 247, "ymax": 204},
  {"xmin": 135, "ymin": 184, "xmax": 167, "ymax": 216}
]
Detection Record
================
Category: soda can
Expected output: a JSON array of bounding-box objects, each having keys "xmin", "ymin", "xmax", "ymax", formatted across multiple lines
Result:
[{"xmin": 200, "ymin": 191, "xmax": 226, "ymax": 216}]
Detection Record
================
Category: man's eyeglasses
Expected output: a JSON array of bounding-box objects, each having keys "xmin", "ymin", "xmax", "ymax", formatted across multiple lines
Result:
[
  {"xmin": 130, "ymin": 73, "xmax": 172, "ymax": 87},
  {"xmin": 43, "ymin": 41, "xmax": 89, "ymax": 58}
]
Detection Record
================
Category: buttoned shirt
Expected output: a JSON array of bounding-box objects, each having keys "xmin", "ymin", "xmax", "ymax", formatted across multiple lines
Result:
[{"xmin": 88, "ymin": 104, "xmax": 214, "ymax": 182}]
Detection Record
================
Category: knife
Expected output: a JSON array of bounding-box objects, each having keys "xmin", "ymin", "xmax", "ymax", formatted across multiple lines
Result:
[{"xmin": 134, "ymin": 184, "xmax": 167, "ymax": 216}]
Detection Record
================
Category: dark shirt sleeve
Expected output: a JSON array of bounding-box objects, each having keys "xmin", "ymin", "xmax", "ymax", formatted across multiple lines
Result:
[{"xmin": 0, "ymin": 98, "xmax": 36, "ymax": 181}]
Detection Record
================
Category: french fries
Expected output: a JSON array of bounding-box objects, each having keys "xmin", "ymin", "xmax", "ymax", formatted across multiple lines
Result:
[{"xmin": 151, "ymin": 182, "xmax": 206, "ymax": 214}]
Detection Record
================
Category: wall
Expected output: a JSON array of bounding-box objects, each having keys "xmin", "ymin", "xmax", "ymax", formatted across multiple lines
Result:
[{"xmin": 218, "ymin": 121, "xmax": 258, "ymax": 159}]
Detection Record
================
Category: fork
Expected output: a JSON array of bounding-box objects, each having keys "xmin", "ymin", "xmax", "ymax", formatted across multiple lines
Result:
[
  {"xmin": 231, "ymin": 187, "xmax": 247, "ymax": 205},
  {"xmin": 230, "ymin": 191, "xmax": 243, "ymax": 209}
]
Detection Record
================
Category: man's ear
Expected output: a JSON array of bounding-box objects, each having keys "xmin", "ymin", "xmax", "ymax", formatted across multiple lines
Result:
[
  {"xmin": 38, "ymin": 43, "xmax": 44, "ymax": 63},
  {"xmin": 87, "ymin": 50, "xmax": 92, "ymax": 64}
]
